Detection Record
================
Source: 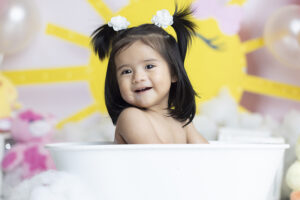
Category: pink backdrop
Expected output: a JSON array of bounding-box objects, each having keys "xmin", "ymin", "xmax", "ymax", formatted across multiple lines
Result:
[{"xmin": 239, "ymin": 0, "xmax": 300, "ymax": 120}]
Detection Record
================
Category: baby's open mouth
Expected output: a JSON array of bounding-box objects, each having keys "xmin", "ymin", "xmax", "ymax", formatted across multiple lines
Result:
[{"xmin": 135, "ymin": 87, "xmax": 152, "ymax": 93}]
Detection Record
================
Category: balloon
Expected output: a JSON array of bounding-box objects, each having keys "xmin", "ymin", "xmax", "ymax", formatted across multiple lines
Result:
[
  {"xmin": 264, "ymin": 5, "xmax": 300, "ymax": 69},
  {"xmin": 0, "ymin": 0, "xmax": 41, "ymax": 54},
  {"xmin": 0, "ymin": 54, "xmax": 3, "ymax": 65}
]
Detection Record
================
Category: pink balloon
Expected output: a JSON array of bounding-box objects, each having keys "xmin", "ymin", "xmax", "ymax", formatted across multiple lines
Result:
[{"xmin": 264, "ymin": 5, "xmax": 300, "ymax": 69}]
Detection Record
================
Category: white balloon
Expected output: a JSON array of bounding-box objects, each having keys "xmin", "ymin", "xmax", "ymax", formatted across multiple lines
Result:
[
  {"xmin": 264, "ymin": 5, "xmax": 300, "ymax": 69},
  {"xmin": 286, "ymin": 161, "xmax": 300, "ymax": 191},
  {"xmin": 0, "ymin": 0, "xmax": 41, "ymax": 54},
  {"xmin": 0, "ymin": 53, "xmax": 3, "ymax": 65}
]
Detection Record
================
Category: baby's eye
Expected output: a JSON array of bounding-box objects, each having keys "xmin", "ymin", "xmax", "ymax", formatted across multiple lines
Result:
[
  {"xmin": 121, "ymin": 69, "xmax": 132, "ymax": 75},
  {"xmin": 145, "ymin": 64, "xmax": 155, "ymax": 69}
]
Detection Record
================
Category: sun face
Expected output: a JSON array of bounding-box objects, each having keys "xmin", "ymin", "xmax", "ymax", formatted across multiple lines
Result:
[{"xmin": 3, "ymin": 0, "xmax": 300, "ymax": 128}]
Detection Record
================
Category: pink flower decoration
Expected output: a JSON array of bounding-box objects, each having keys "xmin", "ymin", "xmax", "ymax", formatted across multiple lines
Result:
[
  {"xmin": 192, "ymin": 0, "xmax": 243, "ymax": 35},
  {"xmin": 19, "ymin": 110, "xmax": 43, "ymax": 121}
]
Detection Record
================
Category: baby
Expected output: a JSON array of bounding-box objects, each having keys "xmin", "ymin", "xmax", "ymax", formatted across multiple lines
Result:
[{"xmin": 92, "ymin": 6, "xmax": 208, "ymax": 144}]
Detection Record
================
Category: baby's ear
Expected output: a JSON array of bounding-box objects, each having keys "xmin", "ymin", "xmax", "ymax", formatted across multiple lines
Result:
[{"xmin": 171, "ymin": 74, "xmax": 178, "ymax": 83}]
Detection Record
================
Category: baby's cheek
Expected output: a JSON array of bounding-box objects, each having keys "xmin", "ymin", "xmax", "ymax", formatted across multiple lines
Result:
[
  {"xmin": 118, "ymin": 81, "xmax": 125, "ymax": 93},
  {"xmin": 154, "ymin": 76, "xmax": 172, "ymax": 90},
  {"xmin": 118, "ymin": 84, "xmax": 131, "ymax": 101}
]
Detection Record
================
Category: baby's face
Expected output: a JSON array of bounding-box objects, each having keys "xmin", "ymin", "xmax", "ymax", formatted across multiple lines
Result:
[{"xmin": 114, "ymin": 40, "xmax": 176, "ymax": 111}]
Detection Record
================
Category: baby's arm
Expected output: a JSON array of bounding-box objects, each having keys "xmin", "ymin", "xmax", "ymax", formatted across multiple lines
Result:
[
  {"xmin": 115, "ymin": 107, "xmax": 163, "ymax": 144},
  {"xmin": 185, "ymin": 122, "xmax": 209, "ymax": 144}
]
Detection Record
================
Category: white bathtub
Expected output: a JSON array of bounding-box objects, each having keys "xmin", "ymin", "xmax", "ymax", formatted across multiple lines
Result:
[{"xmin": 46, "ymin": 142, "xmax": 289, "ymax": 200}]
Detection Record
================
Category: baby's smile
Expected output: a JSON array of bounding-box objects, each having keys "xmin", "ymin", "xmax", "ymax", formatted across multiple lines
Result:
[{"xmin": 134, "ymin": 87, "xmax": 152, "ymax": 93}]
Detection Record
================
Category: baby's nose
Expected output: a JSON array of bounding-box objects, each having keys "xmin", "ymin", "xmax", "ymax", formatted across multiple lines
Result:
[{"xmin": 132, "ymin": 70, "xmax": 146, "ymax": 83}]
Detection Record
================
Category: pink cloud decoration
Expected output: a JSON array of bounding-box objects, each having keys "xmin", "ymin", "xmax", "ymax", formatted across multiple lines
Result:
[{"xmin": 192, "ymin": 0, "xmax": 243, "ymax": 35}]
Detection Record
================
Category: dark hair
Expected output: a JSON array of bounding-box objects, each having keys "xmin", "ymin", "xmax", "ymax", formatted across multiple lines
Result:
[{"xmin": 91, "ymin": 5, "xmax": 198, "ymax": 127}]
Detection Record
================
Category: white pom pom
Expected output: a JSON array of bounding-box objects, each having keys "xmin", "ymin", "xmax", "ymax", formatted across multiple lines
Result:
[
  {"xmin": 108, "ymin": 16, "xmax": 130, "ymax": 31},
  {"xmin": 151, "ymin": 9, "xmax": 173, "ymax": 28}
]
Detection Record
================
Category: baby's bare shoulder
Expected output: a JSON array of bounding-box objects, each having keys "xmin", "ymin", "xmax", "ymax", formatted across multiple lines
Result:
[
  {"xmin": 119, "ymin": 107, "xmax": 147, "ymax": 119},
  {"xmin": 116, "ymin": 108, "xmax": 162, "ymax": 144}
]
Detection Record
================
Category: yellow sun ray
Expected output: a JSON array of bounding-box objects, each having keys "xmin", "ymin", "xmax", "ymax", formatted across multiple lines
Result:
[
  {"xmin": 241, "ymin": 37, "xmax": 264, "ymax": 54},
  {"xmin": 228, "ymin": 0, "xmax": 247, "ymax": 6},
  {"xmin": 243, "ymin": 75, "xmax": 300, "ymax": 101},
  {"xmin": 3, "ymin": 0, "xmax": 300, "ymax": 129},
  {"xmin": 3, "ymin": 66, "xmax": 90, "ymax": 85},
  {"xmin": 46, "ymin": 24, "xmax": 91, "ymax": 48},
  {"xmin": 56, "ymin": 103, "xmax": 98, "ymax": 129}
]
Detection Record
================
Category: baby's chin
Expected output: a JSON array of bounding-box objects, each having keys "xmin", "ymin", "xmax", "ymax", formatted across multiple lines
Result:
[
  {"xmin": 130, "ymin": 100, "xmax": 156, "ymax": 110},
  {"xmin": 123, "ymin": 97, "xmax": 151, "ymax": 108},
  {"xmin": 131, "ymin": 102, "xmax": 152, "ymax": 109}
]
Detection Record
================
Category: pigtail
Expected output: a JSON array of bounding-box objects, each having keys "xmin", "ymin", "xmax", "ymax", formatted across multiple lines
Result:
[
  {"xmin": 169, "ymin": 5, "xmax": 198, "ymax": 127},
  {"xmin": 171, "ymin": 5, "xmax": 197, "ymax": 61},
  {"xmin": 91, "ymin": 24, "xmax": 117, "ymax": 60}
]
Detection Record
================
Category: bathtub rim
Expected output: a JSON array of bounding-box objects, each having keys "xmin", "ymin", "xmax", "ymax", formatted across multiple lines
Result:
[{"xmin": 45, "ymin": 142, "xmax": 289, "ymax": 151}]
